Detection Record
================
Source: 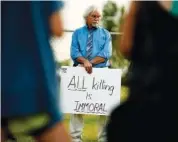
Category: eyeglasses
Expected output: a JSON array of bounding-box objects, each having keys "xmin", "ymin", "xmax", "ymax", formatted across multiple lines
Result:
[{"xmin": 90, "ymin": 15, "xmax": 101, "ymax": 19}]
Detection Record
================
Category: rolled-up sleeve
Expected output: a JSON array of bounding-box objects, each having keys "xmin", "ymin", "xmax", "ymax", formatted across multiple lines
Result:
[
  {"xmin": 70, "ymin": 31, "xmax": 82, "ymax": 62},
  {"xmin": 97, "ymin": 31, "xmax": 112, "ymax": 59}
]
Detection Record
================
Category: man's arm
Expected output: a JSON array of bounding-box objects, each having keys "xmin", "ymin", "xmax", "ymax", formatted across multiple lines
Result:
[
  {"xmin": 90, "ymin": 56, "xmax": 105, "ymax": 65},
  {"xmin": 76, "ymin": 57, "xmax": 88, "ymax": 64},
  {"xmin": 70, "ymin": 31, "xmax": 82, "ymax": 62},
  {"xmin": 70, "ymin": 31, "xmax": 92, "ymax": 74},
  {"xmin": 77, "ymin": 57, "xmax": 92, "ymax": 74},
  {"xmin": 91, "ymin": 32, "xmax": 112, "ymax": 65},
  {"xmin": 70, "ymin": 31, "xmax": 85, "ymax": 64}
]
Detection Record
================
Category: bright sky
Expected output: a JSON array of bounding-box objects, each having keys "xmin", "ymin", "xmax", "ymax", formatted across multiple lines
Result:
[{"xmin": 52, "ymin": 0, "xmax": 130, "ymax": 61}]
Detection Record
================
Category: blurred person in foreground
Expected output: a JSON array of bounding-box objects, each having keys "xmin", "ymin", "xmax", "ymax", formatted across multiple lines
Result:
[
  {"xmin": 1, "ymin": 1, "xmax": 71, "ymax": 142},
  {"xmin": 70, "ymin": 5, "xmax": 112, "ymax": 142},
  {"xmin": 107, "ymin": 1, "xmax": 178, "ymax": 142}
]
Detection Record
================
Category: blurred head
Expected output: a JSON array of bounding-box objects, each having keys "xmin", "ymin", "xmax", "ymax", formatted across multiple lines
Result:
[{"xmin": 83, "ymin": 5, "xmax": 102, "ymax": 28}]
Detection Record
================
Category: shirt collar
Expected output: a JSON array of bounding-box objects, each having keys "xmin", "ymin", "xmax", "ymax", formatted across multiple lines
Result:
[{"xmin": 84, "ymin": 24, "xmax": 99, "ymax": 31}]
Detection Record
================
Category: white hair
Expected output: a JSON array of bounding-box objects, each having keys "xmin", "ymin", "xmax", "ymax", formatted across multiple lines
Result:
[{"xmin": 83, "ymin": 5, "xmax": 102, "ymax": 19}]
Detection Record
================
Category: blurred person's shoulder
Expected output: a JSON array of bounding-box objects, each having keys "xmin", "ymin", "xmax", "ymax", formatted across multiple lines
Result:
[
  {"xmin": 157, "ymin": 1, "xmax": 172, "ymax": 12},
  {"xmin": 158, "ymin": 1, "xmax": 178, "ymax": 17}
]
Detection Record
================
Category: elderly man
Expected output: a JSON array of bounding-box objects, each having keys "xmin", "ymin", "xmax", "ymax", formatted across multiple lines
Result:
[{"xmin": 70, "ymin": 5, "xmax": 112, "ymax": 142}]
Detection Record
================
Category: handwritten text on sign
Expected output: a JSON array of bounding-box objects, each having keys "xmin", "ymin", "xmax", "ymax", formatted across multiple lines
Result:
[{"xmin": 60, "ymin": 66, "xmax": 121, "ymax": 115}]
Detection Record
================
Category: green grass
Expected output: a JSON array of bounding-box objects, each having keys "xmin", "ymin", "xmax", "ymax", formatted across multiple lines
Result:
[
  {"xmin": 7, "ymin": 87, "xmax": 128, "ymax": 142},
  {"xmin": 64, "ymin": 114, "xmax": 98, "ymax": 141}
]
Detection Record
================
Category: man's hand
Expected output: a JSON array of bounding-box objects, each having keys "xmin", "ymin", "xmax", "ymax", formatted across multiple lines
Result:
[
  {"xmin": 76, "ymin": 57, "xmax": 92, "ymax": 74},
  {"xmin": 83, "ymin": 60, "xmax": 92, "ymax": 74}
]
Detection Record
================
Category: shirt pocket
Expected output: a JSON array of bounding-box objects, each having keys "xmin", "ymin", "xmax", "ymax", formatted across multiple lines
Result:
[{"xmin": 97, "ymin": 36, "xmax": 106, "ymax": 50}]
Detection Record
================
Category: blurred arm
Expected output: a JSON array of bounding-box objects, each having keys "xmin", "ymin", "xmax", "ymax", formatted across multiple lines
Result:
[
  {"xmin": 119, "ymin": 1, "xmax": 140, "ymax": 58},
  {"xmin": 49, "ymin": 12, "xmax": 64, "ymax": 37},
  {"xmin": 36, "ymin": 122, "xmax": 71, "ymax": 142}
]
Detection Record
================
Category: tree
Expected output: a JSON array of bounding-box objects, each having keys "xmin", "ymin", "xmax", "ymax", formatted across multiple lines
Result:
[{"xmin": 102, "ymin": 1, "xmax": 129, "ymax": 69}]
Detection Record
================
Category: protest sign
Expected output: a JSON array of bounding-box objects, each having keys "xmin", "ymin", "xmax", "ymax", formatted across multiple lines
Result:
[{"xmin": 60, "ymin": 66, "xmax": 121, "ymax": 115}]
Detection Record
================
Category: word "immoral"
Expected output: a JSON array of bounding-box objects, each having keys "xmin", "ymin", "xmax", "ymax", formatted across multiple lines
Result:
[{"xmin": 74, "ymin": 101, "xmax": 107, "ymax": 114}]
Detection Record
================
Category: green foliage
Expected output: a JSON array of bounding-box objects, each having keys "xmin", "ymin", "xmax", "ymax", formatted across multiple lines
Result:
[
  {"xmin": 102, "ymin": 1, "xmax": 129, "ymax": 69},
  {"xmin": 102, "ymin": 1, "xmax": 118, "ymax": 32},
  {"xmin": 58, "ymin": 59, "xmax": 71, "ymax": 67}
]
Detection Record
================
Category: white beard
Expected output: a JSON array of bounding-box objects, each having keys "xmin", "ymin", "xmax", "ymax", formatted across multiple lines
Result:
[{"xmin": 92, "ymin": 23, "xmax": 99, "ymax": 28}]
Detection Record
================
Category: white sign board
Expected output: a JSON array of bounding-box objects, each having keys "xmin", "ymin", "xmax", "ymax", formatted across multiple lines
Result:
[{"xmin": 60, "ymin": 66, "xmax": 121, "ymax": 116}]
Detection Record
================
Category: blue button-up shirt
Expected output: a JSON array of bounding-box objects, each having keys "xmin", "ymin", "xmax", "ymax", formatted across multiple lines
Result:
[{"xmin": 71, "ymin": 25, "xmax": 112, "ymax": 68}]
